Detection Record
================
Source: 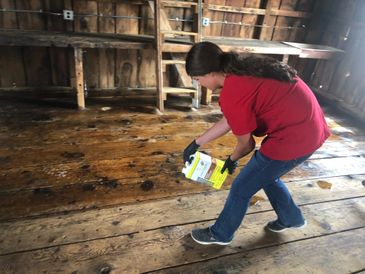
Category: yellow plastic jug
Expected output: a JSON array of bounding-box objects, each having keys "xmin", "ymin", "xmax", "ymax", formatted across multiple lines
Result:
[{"xmin": 182, "ymin": 151, "xmax": 228, "ymax": 189}]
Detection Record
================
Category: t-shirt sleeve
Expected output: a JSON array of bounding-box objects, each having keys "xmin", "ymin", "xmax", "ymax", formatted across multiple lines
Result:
[{"xmin": 219, "ymin": 77, "xmax": 257, "ymax": 136}]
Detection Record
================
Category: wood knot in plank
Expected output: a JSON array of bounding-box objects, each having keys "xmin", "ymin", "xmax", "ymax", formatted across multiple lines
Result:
[{"xmin": 151, "ymin": 151, "xmax": 164, "ymax": 155}]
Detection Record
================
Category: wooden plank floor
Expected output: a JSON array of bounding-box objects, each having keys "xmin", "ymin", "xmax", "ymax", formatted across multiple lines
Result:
[{"xmin": 0, "ymin": 95, "xmax": 364, "ymax": 273}]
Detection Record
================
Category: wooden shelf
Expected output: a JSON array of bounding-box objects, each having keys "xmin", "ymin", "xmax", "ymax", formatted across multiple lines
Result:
[
  {"xmin": 162, "ymin": 60, "xmax": 186, "ymax": 65},
  {"xmin": 163, "ymin": 87, "xmax": 196, "ymax": 93},
  {"xmin": 162, "ymin": 30, "xmax": 199, "ymax": 36},
  {"xmin": 282, "ymin": 42, "xmax": 345, "ymax": 59},
  {"xmin": 0, "ymin": 29, "xmax": 152, "ymax": 49}
]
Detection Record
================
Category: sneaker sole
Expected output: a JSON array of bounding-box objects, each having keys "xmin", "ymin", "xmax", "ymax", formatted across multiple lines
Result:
[
  {"xmin": 267, "ymin": 220, "xmax": 307, "ymax": 233},
  {"xmin": 190, "ymin": 232, "xmax": 231, "ymax": 246}
]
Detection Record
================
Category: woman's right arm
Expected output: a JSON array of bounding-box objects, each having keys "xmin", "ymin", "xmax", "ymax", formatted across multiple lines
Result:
[{"xmin": 196, "ymin": 117, "xmax": 231, "ymax": 146}]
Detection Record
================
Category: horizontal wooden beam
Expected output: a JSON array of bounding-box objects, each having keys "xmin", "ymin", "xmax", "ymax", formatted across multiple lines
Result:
[
  {"xmin": 205, "ymin": 4, "xmax": 312, "ymax": 19},
  {"xmin": 162, "ymin": 43, "xmax": 191, "ymax": 52},
  {"xmin": 205, "ymin": 4, "xmax": 266, "ymax": 15},
  {"xmin": 162, "ymin": 30, "xmax": 198, "ymax": 36},
  {"xmin": 161, "ymin": 0, "xmax": 198, "ymax": 8},
  {"xmin": 92, "ymin": 0, "xmax": 145, "ymax": 4},
  {"xmin": 162, "ymin": 60, "xmax": 185, "ymax": 65},
  {"xmin": 271, "ymin": 9, "xmax": 312, "ymax": 19}
]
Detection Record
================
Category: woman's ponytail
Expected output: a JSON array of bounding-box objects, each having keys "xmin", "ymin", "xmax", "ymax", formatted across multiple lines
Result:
[
  {"xmin": 220, "ymin": 52, "xmax": 241, "ymax": 74},
  {"xmin": 220, "ymin": 52, "xmax": 297, "ymax": 83},
  {"xmin": 186, "ymin": 41, "xmax": 297, "ymax": 82}
]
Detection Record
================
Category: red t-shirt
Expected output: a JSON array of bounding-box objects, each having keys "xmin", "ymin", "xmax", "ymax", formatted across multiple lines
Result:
[{"xmin": 219, "ymin": 75, "xmax": 330, "ymax": 160}]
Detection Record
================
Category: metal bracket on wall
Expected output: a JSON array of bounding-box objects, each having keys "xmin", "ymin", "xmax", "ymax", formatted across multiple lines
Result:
[
  {"xmin": 63, "ymin": 10, "xmax": 74, "ymax": 21},
  {"xmin": 202, "ymin": 17, "xmax": 210, "ymax": 27}
]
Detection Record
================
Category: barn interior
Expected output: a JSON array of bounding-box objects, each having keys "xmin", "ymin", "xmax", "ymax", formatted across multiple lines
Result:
[{"xmin": 0, "ymin": 0, "xmax": 364, "ymax": 273}]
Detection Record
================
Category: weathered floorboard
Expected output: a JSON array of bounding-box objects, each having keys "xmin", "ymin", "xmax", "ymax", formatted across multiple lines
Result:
[
  {"xmin": 0, "ymin": 175, "xmax": 364, "ymax": 255},
  {"xmin": 0, "ymin": 198, "xmax": 364, "ymax": 273},
  {"xmin": 0, "ymin": 143, "xmax": 364, "ymax": 192},
  {"xmin": 151, "ymin": 227, "xmax": 365, "ymax": 274},
  {"xmin": 0, "ymin": 155, "xmax": 364, "ymax": 221}
]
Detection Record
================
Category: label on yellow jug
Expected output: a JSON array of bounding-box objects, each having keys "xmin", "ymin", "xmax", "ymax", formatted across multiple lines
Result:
[{"xmin": 182, "ymin": 151, "xmax": 228, "ymax": 189}]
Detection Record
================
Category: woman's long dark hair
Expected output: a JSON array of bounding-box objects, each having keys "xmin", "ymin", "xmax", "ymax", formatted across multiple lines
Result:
[{"xmin": 186, "ymin": 41, "xmax": 297, "ymax": 83}]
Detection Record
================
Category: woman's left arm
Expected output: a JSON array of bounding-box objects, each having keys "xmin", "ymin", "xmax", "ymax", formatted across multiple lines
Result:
[
  {"xmin": 230, "ymin": 133, "xmax": 256, "ymax": 161},
  {"xmin": 195, "ymin": 117, "xmax": 231, "ymax": 146}
]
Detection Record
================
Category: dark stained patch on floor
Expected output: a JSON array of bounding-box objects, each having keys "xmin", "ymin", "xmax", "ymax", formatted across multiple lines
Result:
[
  {"xmin": 82, "ymin": 183, "xmax": 96, "ymax": 191},
  {"xmin": 140, "ymin": 180, "xmax": 154, "ymax": 191},
  {"xmin": 61, "ymin": 152, "xmax": 85, "ymax": 159}
]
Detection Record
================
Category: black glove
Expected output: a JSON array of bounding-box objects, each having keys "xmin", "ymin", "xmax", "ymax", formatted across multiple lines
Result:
[
  {"xmin": 183, "ymin": 140, "xmax": 200, "ymax": 163},
  {"xmin": 221, "ymin": 156, "xmax": 238, "ymax": 175}
]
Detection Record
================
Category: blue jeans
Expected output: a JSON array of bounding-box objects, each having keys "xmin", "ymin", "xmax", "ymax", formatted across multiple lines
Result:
[{"xmin": 210, "ymin": 150, "xmax": 312, "ymax": 242}]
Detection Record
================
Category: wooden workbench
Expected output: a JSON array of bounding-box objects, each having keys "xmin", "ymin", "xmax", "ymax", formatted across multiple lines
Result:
[
  {"xmin": 0, "ymin": 29, "xmax": 153, "ymax": 110},
  {"xmin": 0, "ymin": 29, "xmax": 344, "ymax": 109}
]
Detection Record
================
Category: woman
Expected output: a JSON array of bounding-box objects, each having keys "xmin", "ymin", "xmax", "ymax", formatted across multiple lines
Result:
[{"xmin": 183, "ymin": 42, "xmax": 330, "ymax": 245}]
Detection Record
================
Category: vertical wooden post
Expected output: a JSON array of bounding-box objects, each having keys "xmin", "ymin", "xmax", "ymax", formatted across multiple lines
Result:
[
  {"xmin": 259, "ymin": 0, "xmax": 281, "ymax": 40},
  {"xmin": 200, "ymin": 2, "xmax": 211, "ymax": 105},
  {"xmin": 239, "ymin": 0, "xmax": 261, "ymax": 38},
  {"xmin": 282, "ymin": 54, "xmax": 289, "ymax": 64},
  {"xmin": 149, "ymin": 1, "xmax": 192, "ymax": 87},
  {"xmin": 202, "ymin": 1, "xmax": 208, "ymax": 37},
  {"xmin": 154, "ymin": 0, "xmax": 164, "ymax": 111},
  {"xmin": 192, "ymin": 0, "xmax": 202, "ymax": 108},
  {"xmin": 201, "ymin": 87, "xmax": 212, "ymax": 105},
  {"xmin": 196, "ymin": 0, "xmax": 203, "ymax": 43},
  {"xmin": 74, "ymin": 47, "xmax": 85, "ymax": 110},
  {"xmin": 64, "ymin": 0, "xmax": 76, "ymax": 90}
]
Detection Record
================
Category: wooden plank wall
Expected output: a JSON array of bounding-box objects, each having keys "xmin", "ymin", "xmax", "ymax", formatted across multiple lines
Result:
[
  {"xmin": 1, "ymin": 0, "xmax": 361, "ymax": 109},
  {"xmin": 0, "ymin": 0, "xmax": 155, "ymax": 90},
  {"xmin": 309, "ymin": 0, "xmax": 365, "ymax": 121},
  {"xmin": 202, "ymin": 0, "xmax": 314, "ymax": 41}
]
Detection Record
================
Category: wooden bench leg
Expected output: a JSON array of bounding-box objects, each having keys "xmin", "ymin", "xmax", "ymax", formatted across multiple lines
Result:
[
  {"xmin": 282, "ymin": 54, "xmax": 289, "ymax": 64},
  {"xmin": 192, "ymin": 88, "xmax": 200, "ymax": 108},
  {"xmin": 74, "ymin": 47, "xmax": 85, "ymax": 110},
  {"xmin": 201, "ymin": 87, "xmax": 212, "ymax": 105}
]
